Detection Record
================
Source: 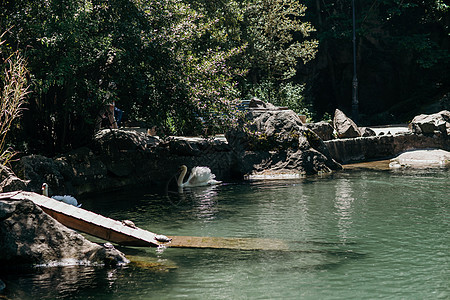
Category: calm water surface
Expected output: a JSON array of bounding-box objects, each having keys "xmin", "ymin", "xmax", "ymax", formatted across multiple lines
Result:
[{"xmin": 2, "ymin": 168, "xmax": 449, "ymax": 299}]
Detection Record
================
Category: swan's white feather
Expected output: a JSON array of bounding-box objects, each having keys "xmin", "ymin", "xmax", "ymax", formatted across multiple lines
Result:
[
  {"xmin": 187, "ymin": 167, "xmax": 213, "ymax": 185},
  {"xmin": 52, "ymin": 195, "xmax": 82, "ymax": 207},
  {"xmin": 179, "ymin": 166, "xmax": 221, "ymax": 187}
]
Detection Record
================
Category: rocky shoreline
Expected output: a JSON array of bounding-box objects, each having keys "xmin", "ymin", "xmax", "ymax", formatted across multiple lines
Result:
[
  {"xmin": 3, "ymin": 105, "xmax": 447, "ymax": 197},
  {"xmin": 0, "ymin": 101, "xmax": 448, "ymax": 271},
  {"xmin": 2, "ymin": 99, "xmax": 344, "ymax": 196}
]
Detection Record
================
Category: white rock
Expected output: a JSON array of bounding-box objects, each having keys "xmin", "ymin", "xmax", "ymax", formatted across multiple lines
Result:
[{"xmin": 390, "ymin": 149, "xmax": 450, "ymax": 168}]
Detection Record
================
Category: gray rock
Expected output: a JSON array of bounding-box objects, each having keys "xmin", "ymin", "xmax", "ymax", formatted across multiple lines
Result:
[
  {"xmin": 226, "ymin": 101, "xmax": 342, "ymax": 176},
  {"xmin": 360, "ymin": 127, "xmax": 377, "ymax": 137},
  {"xmin": 166, "ymin": 139, "xmax": 201, "ymax": 156},
  {"xmin": 0, "ymin": 199, "xmax": 129, "ymax": 268},
  {"xmin": 409, "ymin": 110, "xmax": 450, "ymax": 136},
  {"xmin": 19, "ymin": 154, "xmax": 66, "ymax": 195},
  {"xmin": 248, "ymin": 97, "xmax": 277, "ymax": 109},
  {"xmin": 325, "ymin": 132, "xmax": 450, "ymax": 164},
  {"xmin": 306, "ymin": 121, "xmax": 335, "ymax": 141},
  {"xmin": 92, "ymin": 129, "xmax": 159, "ymax": 154},
  {"xmin": 0, "ymin": 165, "xmax": 28, "ymax": 192},
  {"xmin": 333, "ymin": 109, "xmax": 361, "ymax": 138},
  {"xmin": 389, "ymin": 149, "xmax": 450, "ymax": 168}
]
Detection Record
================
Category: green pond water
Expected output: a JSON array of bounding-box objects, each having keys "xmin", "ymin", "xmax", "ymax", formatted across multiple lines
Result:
[{"xmin": 1, "ymin": 167, "xmax": 449, "ymax": 299}]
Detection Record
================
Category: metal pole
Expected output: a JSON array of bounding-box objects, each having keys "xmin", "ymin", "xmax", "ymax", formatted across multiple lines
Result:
[{"xmin": 352, "ymin": 0, "xmax": 359, "ymax": 122}]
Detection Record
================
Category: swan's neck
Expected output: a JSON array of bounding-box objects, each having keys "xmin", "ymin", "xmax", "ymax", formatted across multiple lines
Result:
[
  {"xmin": 177, "ymin": 167, "xmax": 187, "ymax": 187},
  {"xmin": 42, "ymin": 185, "xmax": 48, "ymax": 197}
]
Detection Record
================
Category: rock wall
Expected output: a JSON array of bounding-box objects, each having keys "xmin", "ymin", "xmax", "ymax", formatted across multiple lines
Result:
[
  {"xmin": 11, "ymin": 101, "xmax": 343, "ymax": 195},
  {"xmin": 0, "ymin": 165, "xmax": 28, "ymax": 193},
  {"xmin": 325, "ymin": 133, "xmax": 450, "ymax": 164},
  {"xmin": 14, "ymin": 130, "xmax": 235, "ymax": 196},
  {"xmin": 7, "ymin": 108, "xmax": 450, "ymax": 196},
  {"xmin": 323, "ymin": 110, "xmax": 450, "ymax": 163}
]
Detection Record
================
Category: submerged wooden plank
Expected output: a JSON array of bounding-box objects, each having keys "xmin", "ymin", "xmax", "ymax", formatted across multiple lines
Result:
[
  {"xmin": 2, "ymin": 191, "xmax": 287, "ymax": 251},
  {"xmin": 167, "ymin": 236, "xmax": 289, "ymax": 251},
  {"xmin": 343, "ymin": 159, "xmax": 391, "ymax": 171}
]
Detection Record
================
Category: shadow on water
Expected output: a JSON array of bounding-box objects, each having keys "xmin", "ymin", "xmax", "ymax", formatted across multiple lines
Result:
[
  {"xmin": 0, "ymin": 265, "xmax": 127, "ymax": 299},
  {"xmin": 5, "ymin": 166, "xmax": 447, "ymax": 299},
  {"xmin": 0, "ymin": 240, "xmax": 365, "ymax": 299}
]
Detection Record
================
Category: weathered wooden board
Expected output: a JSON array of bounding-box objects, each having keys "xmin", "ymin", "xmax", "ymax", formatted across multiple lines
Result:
[
  {"xmin": 2, "ymin": 191, "xmax": 288, "ymax": 251},
  {"xmin": 5, "ymin": 191, "xmax": 163, "ymax": 247}
]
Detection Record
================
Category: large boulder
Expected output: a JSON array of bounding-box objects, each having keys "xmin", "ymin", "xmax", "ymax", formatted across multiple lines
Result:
[
  {"xmin": 409, "ymin": 110, "xmax": 450, "ymax": 136},
  {"xmin": 20, "ymin": 154, "xmax": 68, "ymax": 195},
  {"xmin": 389, "ymin": 149, "xmax": 450, "ymax": 168},
  {"xmin": 91, "ymin": 129, "xmax": 160, "ymax": 155},
  {"xmin": 333, "ymin": 109, "xmax": 361, "ymax": 138},
  {"xmin": 0, "ymin": 198, "xmax": 129, "ymax": 268},
  {"xmin": 0, "ymin": 165, "xmax": 28, "ymax": 193},
  {"xmin": 248, "ymin": 97, "xmax": 278, "ymax": 109},
  {"xmin": 226, "ymin": 101, "xmax": 342, "ymax": 176},
  {"xmin": 306, "ymin": 121, "xmax": 335, "ymax": 141},
  {"xmin": 360, "ymin": 127, "xmax": 377, "ymax": 137}
]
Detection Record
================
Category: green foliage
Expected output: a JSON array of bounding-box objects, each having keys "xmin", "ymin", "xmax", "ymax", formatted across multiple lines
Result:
[
  {"xmin": 135, "ymin": 0, "xmax": 245, "ymax": 136},
  {"xmin": 245, "ymin": 80, "xmax": 313, "ymax": 118},
  {"xmin": 243, "ymin": 0, "xmax": 318, "ymax": 82},
  {"xmin": 2, "ymin": 0, "xmax": 446, "ymax": 155},
  {"xmin": 239, "ymin": 0, "xmax": 318, "ymax": 118},
  {"xmin": 376, "ymin": 0, "xmax": 450, "ymax": 70},
  {"xmin": 0, "ymin": 37, "xmax": 30, "ymax": 166},
  {"xmin": 321, "ymin": 112, "xmax": 332, "ymax": 123},
  {"xmin": 1, "ymin": 0, "xmax": 247, "ymax": 152}
]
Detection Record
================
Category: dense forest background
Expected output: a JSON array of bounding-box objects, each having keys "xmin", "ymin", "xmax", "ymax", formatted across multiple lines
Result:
[{"xmin": 1, "ymin": 0, "xmax": 449, "ymax": 157}]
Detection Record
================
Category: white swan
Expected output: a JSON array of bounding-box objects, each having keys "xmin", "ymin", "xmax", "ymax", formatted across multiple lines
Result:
[
  {"xmin": 41, "ymin": 183, "xmax": 82, "ymax": 207},
  {"xmin": 177, "ymin": 165, "xmax": 221, "ymax": 188}
]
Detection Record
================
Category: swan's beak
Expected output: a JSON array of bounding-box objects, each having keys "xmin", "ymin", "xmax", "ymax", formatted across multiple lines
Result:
[{"xmin": 41, "ymin": 183, "xmax": 48, "ymax": 194}]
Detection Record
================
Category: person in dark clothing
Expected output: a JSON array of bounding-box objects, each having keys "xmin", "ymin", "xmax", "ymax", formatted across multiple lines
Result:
[{"xmin": 114, "ymin": 104, "xmax": 123, "ymax": 126}]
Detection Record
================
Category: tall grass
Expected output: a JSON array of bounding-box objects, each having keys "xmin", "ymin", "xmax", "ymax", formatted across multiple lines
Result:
[{"xmin": 0, "ymin": 33, "xmax": 30, "ymax": 166}]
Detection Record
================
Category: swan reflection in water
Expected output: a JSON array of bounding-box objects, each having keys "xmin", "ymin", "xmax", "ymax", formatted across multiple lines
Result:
[
  {"xmin": 165, "ymin": 181, "xmax": 220, "ymax": 221},
  {"xmin": 192, "ymin": 186, "xmax": 221, "ymax": 220}
]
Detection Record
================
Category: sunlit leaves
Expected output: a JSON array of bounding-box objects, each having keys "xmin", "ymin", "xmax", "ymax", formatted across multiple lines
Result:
[
  {"xmin": 244, "ymin": 0, "xmax": 318, "ymax": 81},
  {"xmin": 0, "ymin": 46, "xmax": 30, "ymax": 166}
]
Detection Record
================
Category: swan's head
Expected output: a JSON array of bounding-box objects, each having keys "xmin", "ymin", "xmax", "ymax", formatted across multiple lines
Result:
[
  {"xmin": 41, "ymin": 183, "xmax": 48, "ymax": 196},
  {"xmin": 179, "ymin": 165, "xmax": 187, "ymax": 172}
]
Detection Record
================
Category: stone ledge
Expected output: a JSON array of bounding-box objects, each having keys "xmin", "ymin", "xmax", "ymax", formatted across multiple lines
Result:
[{"xmin": 325, "ymin": 133, "xmax": 450, "ymax": 164}]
